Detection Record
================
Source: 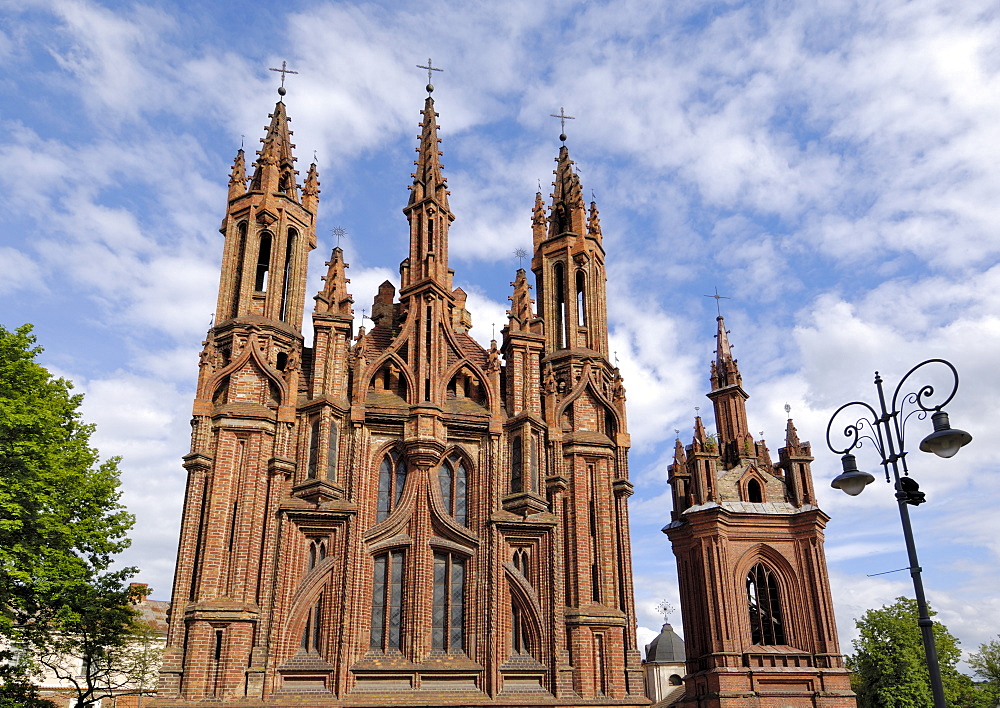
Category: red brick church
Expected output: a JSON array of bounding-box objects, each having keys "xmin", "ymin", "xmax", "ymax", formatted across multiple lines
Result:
[{"xmin": 153, "ymin": 78, "xmax": 854, "ymax": 708}]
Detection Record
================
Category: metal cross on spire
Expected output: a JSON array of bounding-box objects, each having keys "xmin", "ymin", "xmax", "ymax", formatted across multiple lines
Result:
[
  {"xmin": 550, "ymin": 107, "xmax": 575, "ymax": 142},
  {"xmin": 416, "ymin": 58, "xmax": 443, "ymax": 93},
  {"xmin": 331, "ymin": 226, "xmax": 348, "ymax": 246},
  {"xmin": 704, "ymin": 286, "xmax": 731, "ymax": 317},
  {"xmin": 514, "ymin": 247, "xmax": 528, "ymax": 268},
  {"xmin": 269, "ymin": 60, "xmax": 299, "ymax": 96}
]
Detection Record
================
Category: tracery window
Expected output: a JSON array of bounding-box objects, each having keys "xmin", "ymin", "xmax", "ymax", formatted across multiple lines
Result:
[
  {"xmin": 376, "ymin": 451, "xmax": 407, "ymax": 522},
  {"xmin": 371, "ymin": 551, "xmax": 404, "ymax": 652},
  {"xmin": 747, "ymin": 563, "xmax": 786, "ymax": 645},
  {"xmin": 432, "ymin": 552, "xmax": 465, "ymax": 653},
  {"xmin": 439, "ymin": 454, "xmax": 468, "ymax": 525},
  {"xmin": 301, "ymin": 595, "xmax": 323, "ymax": 652},
  {"xmin": 306, "ymin": 418, "xmax": 320, "ymax": 479}
]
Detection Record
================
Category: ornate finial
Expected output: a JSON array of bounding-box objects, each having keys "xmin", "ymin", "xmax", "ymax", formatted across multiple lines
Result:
[
  {"xmin": 332, "ymin": 226, "xmax": 348, "ymax": 246},
  {"xmin": 537, "ymin": 179, "xmax": 542, "ymax": 192},
  {"xmin": 416, "ymin": 57, "xmax": 443, "ymax": 93},
  {"xmin": 695, "ymin": 406, "xmax": 700, "ymax": 414},
  {"xmin": 674, "ymin": 428, "xmax": 680, "ymax": 439},
  {"xmin": 704, "ymin": 286, "xmax": 730, "ymax": 317},
  {"xmin": 784, "ymin": 402, "xmax": 792, "ymax": 418},
  {"xmin": 656, "ymin": 600, "xmax": 675, "ymax": 622},
  {"xmin": 240, "ymin": 134, "xmax": 245, "ymax": 149},
  {"xmin": 514, "ymin": 247, "xmax": 528, "ymax": 268},
  {"xmin": 614, "ymin": 351, "xmax": 619, "ymax": 367},
  {"xmin": 208, "ymin": 313, "xmax": 214, "ymax": 329},
  {"xmin": 550, "ymin": 106, "xmax": 575, "ymax": 143},
  {"xmin": 313, "ymin": 150, "xmax": 318, "ymax": 164},
  {"xmin": 492, "ymin": 322, "xmax": 496, "ymax": 339},
  {"xmin": 269, "ymin": 60, "xmax": 299, "ymax": 96}
]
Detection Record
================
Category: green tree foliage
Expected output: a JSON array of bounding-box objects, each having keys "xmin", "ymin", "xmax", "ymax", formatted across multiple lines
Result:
[
  {"xmin": 0, "ymin": 324, "xmax": 138, "ymax": 701},
  {"xmin": 847, "ymin": 597, "xmax": 990, "ymax": 708},
  {"xmin": 38, "ymin": 582, "xmax": 162, "ymax": 708},
  {"xmin": 969, "ymin": 637, "xmax": 1000, "ymax": 705}
]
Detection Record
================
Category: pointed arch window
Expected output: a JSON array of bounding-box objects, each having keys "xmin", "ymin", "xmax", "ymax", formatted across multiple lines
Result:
[
  {"xmin": 376, "ymin": 451, "xmax": 407, "ymax": 522},
  {"xmin": 306, "ymin": 417, "xmax": 320, "ymax": 479},
  {"xmin": 255, "ymin": 231, "xmax": 272, "ymax": 291},
  {"xmin": 511, "ymin": 600, "xmax": 532, "ymax": 656},
  {"xmin": 326, "ymin": 423, "xmax": 339, "ymax": 481},
  {"xmin": 301, "ymin": 595, "xmax": 323, "ymax": 653},
  {"xmin": 432, "ymin": 552, "xmax": 465, "ymax": 653},
  {"xmin": 279, "ymin": 228, "xmax": 296, "ymax": 321},
  {"xmin": 511, "ymin": 436, "xmax": 523, "ymax": 492},
  {"xmin": 576, "ymin": 270, "xmax": 587, "ymax": 326},
  {"xmin": 438, "ymin": 454, "xmax": 468, "ymax": 525},
  {"xmin": 231, "ymin": 221, "xmax": 248, "ymax": 318},
  {"xmin": 554, "ymin": 262, "xmax": 567, "ymax": 348},
  {"xmin": 747, "ymin": 563, "xmax": 786, "ymax": 645},
  {"xmin": 371, "ymin": 551, "xmax": 404, "ymax": 652}
]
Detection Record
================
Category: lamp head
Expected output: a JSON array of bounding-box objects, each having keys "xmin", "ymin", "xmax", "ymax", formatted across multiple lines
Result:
[
  {"xmin": 831, "ymin": 454, "xmax": 875, "ymax": 496},
  {"xmin": 919, "ymin": 410, "xmax": 972, "ymax": 459}
]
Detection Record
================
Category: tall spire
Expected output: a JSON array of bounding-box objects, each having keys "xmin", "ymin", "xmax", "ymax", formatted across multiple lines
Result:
[
  {"xmin": 249, "ymin": 100, "xmax": 299, "ymax": 199},
  {"xmin": 408, "ymin": 94, "xmax": 450, "ymax": 211},
  {"xmin": 302, "ymin": 161, "xmax": 320, "ymax": 214},
  {"xmin": 400, "ymin": 89, "xmax": 455, "ymax": 293},
  {"xmin": 706, "ymin": 315, "xmax": 750, "ymax": 460},
  {"xmin": 711, "ymin": 315, "xmax": 742, "ymax": 390},
  {"xmin": 548, "ymin": 146, "xmax": 586, "ymax": 238}
]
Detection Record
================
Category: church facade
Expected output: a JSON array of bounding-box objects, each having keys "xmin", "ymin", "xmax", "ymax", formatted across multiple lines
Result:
[{"xmin": 153, "ymin": 85, "xmax": 647, "ymax": 706}]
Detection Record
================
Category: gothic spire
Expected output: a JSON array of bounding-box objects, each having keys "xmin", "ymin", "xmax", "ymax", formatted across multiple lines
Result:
[
  {"xmin": 507, "ymin": 268, "xmax": 535, "ymax": 331},
  {"xmin": 315, "ymin": 247, "xmax": 353, "ymax": 317},
  {"xmin": 400, "ymin": 91, "xmax": 455, "ymax": 293},
  {"xmin": 302, "ymin": 161, "xmax": 320, "ymax": 214},
  {"xmin": 711, "ymin": 315, "xmax": 742, "ymax": 390},
  {"xmin": 587, "ymin": 199, "xmax": 603, "ymax": 242},
  {"xmin": 408, "ymin": 94, "xmax": 450, "ymax": 211},
  {"xmin": 228, "ymin": 148, "xmax": 246, "ymax": 201},
  {"xmin": 548, "ymin": 146, "xmax": 587, "ymax": 237},
  {"xmin": 249, "ymin": 99, "xmax": 299, "ymax": 199},
  {"xmin": 532, "ymin": 190, "xmax": 547, "ymax": 250}
]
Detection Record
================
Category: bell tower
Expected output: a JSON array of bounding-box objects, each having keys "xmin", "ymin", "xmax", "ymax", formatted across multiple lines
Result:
[
  {"xmin": 158, "ymin": 85, "xmax": 319, "ymax": 701},
  {"xmin": 663, "ymin": 316, "xmax": 855, "ymax": 708}
]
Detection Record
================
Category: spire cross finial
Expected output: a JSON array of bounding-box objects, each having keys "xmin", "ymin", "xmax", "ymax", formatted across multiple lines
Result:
[
  {"xmin": 416, "ymin": 58, "xmax": 443, "ymax": 92},
  {"xmin": 550, "ymin": 107, "xmax": 575, "ymax": 141},
  {"xmin": 269, "ymin": 60, "xmax": 299, "ymax": 95},
  {"xmin": 704, "ymin": 286, "xmax": 731, "ymax": 317},
  {"xmin": 332, "ymin": 226, "xmax": 348, "ymax": 246},
  {"xmin": 240, "ymin": 134, "xmax": 245, "ymax": 149},
  {"xmin": 784, "ymin": 403, "xmax": 792, "ymax": 418},
  {"xmin": 313, "ymin": 150, "xmax": 318, "ymax": 164},
  {"xmin": 655, "ymin": 600, "xmax": 675, "ymax": 622},
  {"xmin": 514, "ymin": 247, "xmax": 528, "ymax": 268}
]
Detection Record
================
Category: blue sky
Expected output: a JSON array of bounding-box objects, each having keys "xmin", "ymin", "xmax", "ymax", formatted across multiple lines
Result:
[{"xmin": 2, "ymin": 0, "xmax": 999, "ymax": 665}]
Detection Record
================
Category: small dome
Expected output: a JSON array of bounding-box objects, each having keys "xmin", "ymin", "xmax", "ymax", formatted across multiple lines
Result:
[{"xmin": 645, "ymin": 623, "xmax": 686, "ymax": 663}]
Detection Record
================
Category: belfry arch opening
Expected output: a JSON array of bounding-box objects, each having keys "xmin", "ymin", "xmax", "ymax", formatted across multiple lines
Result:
[{"xmin": 255, "ymin": 231, "xmax": 272, "ymax": 292}]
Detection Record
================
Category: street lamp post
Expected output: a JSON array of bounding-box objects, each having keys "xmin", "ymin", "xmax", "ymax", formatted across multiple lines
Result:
[{"xmin": 825, "ymin": 358, "xmax": 972, "ymax": 708}]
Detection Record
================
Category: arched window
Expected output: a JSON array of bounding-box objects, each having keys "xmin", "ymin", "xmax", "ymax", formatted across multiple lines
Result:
[
  {"xmin": 576, "ymin": 270, "xmax": 587, "ymax": 326},
  {"xmin": 376, "ymin": 451, "xmax": 407, "ymax": 522},
  {"xmin": 306, "ymin": 418, "xmax": 320, "ymax": 479},
  {"xmin": 301, "ymin": 595, "xmax": 322, "ymax": 653},
  {"xmin": 255, "ymin": 231, "xmax": 272, "ymax": 292},
  {"xmin": 432, "ymin": 552, "xmax": 465, "ymax": 653},
  {"xmin": 511, "ymin": 436, "xmax": 523, "ymax": 492},
  {"xmin": 747, "ymin": 479, "xmax": 763, "ymax": 503},
  {"xmin": 231, "ymin": 221, "xmax": 248, "ymax": 318},
  {"xmin": 512, "ymin": 601, "xmax": 531, "ymax": 655},
  {"xmin": 554, "ymin": 262, "xmax": 567, "ymax": 348},
  {"xmin": 513, "ymin": 547, "xmax": 531, "ymax": 586},
  {"xmin": 439, "ymin": 455, "xmax": 468, "ymax": 525},
  {"xmin": 279, "ymin": 228, "xmax": 296, "ymax": 321},
  {"xmin": 326, "ymin": 423, "xmax": 338, "ymax": 481},
  {"xmin": 747, "ymin": 563, "xmax": 786, "ymax": 645},
  {"xmin": 371, "ymin": 551, "xmax": 404, "ymax": 652}
]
